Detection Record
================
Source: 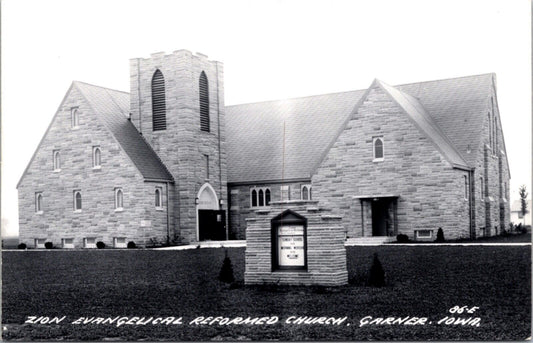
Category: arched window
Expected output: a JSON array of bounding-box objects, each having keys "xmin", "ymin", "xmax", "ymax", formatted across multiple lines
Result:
[
  {"xmin": 115, "ymin": 188, "xmax": 123, "ymax": 210},
  {"xmin": 258, "ymin": 189, "xmax": 264, "ymax": 206},
  {"xmin": 93, "ymin": 147, "xmax": 101, "ymax": 168},
  {"xmin": 74, "ymin": 191, "xmax": 82, "ymax": 211},
  {"xmin": 35, "ymin": 193, "xmax": 43, "ymax": 213},
  {"xmin": 480, "ymin": 177, "xmax": 484, "ymax": 199},
  {"xmin": 152, "ymin": 69, "xmax": 166, "ymax": 131},
  {"xmin": 199, "ymin": 71, "xmax": 210, "ymax": 132},
  {"xmin": 53, "ymin": 150, "xmax": 61, "ymax": 171},
  {"xmin": 373, "ymin": 137, "xmax": 384, "ymax": 160},
  {"xmin": 464, "ymin": 175, "xmax": 468, "ymax": 200},
  {"xmin": 155, "ymin": 187, "xmax": 162, "ymax": 208},
  {"xmin": 265, "ymin": 189, "xmax": 271, "ymax": 206},
  {"xmin": 251, "ymin": 189, "xmax": 257, "ymax": 207},
  {"xmin": 71, "ymin": 108, "xmax": 79, "ymax": 128},
  {"xmin": 302, "ymin": 185, "xmax": 310, "ymax": 200}
]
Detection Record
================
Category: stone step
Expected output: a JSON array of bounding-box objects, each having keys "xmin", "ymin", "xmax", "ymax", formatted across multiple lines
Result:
[{"xmin": 345, "ymin": 236, "xmax": 396, "ymax": 245}]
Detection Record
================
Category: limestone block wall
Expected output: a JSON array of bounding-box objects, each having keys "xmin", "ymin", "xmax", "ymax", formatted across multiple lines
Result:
[
  {"xmin": 312, "ymin": 86, "xmax": 471, "ymax": 240},
  {"xmin": 245, "ymin": 200, "xmax": 347, "ymax": 286},
  {"xmin": 17, "ymin": 85, "xmax": 170, "ymax": 248}
]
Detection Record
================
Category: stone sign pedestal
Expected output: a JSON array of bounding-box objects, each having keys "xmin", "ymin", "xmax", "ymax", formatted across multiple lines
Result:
[{"xmin": 245, "ymin": 200, "xmax": 347, "ymax": 286}]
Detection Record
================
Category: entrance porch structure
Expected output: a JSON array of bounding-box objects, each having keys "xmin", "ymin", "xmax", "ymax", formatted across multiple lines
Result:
[{"xmin": 354, "ymin": 195, "xmax": 398, "ymax": 239}]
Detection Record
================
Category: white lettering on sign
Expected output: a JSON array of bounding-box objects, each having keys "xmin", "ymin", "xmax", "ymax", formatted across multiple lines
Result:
[{"xmin": 278, "ymin": 225, "xmax": 305, "ymax": 266}]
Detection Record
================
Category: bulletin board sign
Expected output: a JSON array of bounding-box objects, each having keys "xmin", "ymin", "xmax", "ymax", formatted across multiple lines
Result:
[{"xmin": 271, "ymin": 210, "xmax": 308, "ymax": 271}]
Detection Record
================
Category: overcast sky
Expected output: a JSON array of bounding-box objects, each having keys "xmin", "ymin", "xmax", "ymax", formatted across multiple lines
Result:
[{"xmin": 1, "ymin": 0, "xmax": 531, "ymax": 237}]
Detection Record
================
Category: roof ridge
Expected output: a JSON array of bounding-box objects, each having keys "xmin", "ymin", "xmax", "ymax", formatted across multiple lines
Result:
[
  {"xmin": 73, "ymin": 80, "xmax": 129, "ymax": 95},
  {"xmin": 395, "ymin": 73, "xmax": 494, "ymax": 87},
  {"xmin": 227, "ymin": 89, "xmax": 363, "ymax": 107}
]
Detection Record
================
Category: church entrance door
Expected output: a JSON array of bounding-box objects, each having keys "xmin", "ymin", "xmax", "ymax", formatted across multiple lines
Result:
[{"xmin": 197, "ymin": 183, "xmax": 226, "ymax": 241}]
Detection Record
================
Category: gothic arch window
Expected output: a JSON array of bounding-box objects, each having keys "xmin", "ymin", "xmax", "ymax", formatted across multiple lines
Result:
[
  {"xmin": 115, "ymin": 188, "xmax": 123, "ymax": 210},
  {"xmin": 155, "ymin": 187, "xmax": 162, "ymax": 208},
  {"xmin": 71, "ymin": 108, "xmax": 79, "ymax": 128},
  {"xmin": 74, "ymin": 190, "xmax": 82, "ymax": 211},
  {"xmin": 152, "ymin": 69, "xmax": 166, "ymax": 131},
  {"xmin": 480, "ymin": 177, "xmax": 484, "ymax": 200},
  {"xmin": 301, "ymin": 185, "xmax": 312, "ymax": 200},
  {"xmin": 463, "ymin": 175, "xmax": 468, "ymax": 200},
  {"xmin": 53, "ymin": 150, "xmax": 61, "ymax": 171},
  {"xmin": 93, "ymin": 146, "xmax": 101, "ymax": 168},
  {"xmin": 199, "ymin": 71, "xmax": 210, "ymax": 132},
  {"xmin": 373, "ymin": 137, "xmax": 384, "ymax": 161},
  {"xmin": 35, "ymin": 192, "xmax": 43, "ymax": 213},
  {"xmin": 251, "ymin": 187, "xmax": 271, "ymax": 208}
]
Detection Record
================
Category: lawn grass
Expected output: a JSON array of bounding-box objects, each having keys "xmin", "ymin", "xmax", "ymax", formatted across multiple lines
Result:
[{"xmin": 2, "ymin": 246, "xmax": 531, "ymax": 341}]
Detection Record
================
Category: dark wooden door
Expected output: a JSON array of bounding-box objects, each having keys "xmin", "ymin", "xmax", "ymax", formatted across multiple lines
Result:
[{"xmin": 198, "ymin": 210, "xmax": 226, "ymax": 241}]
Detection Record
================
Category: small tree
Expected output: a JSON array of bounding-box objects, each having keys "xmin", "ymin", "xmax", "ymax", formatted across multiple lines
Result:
[
  {"xmin": 218, "ymin": 250, "xmax": 235, "ymax": 284},
  {"xmin": 436, "ymin": 228, "xmax": 445, "ymax": 242},
  {"xmin": 368, "ymin": 253, "xmax": 385, "ymax": 287},
  {"xmin": 519, "ymin": 185, "xmax": 528, "ymax": 225}
]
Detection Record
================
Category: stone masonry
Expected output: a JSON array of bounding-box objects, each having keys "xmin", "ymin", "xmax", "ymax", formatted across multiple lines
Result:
[{"xmin": 245, "ymin": 200, "xmax": 348, "ymax": 286}]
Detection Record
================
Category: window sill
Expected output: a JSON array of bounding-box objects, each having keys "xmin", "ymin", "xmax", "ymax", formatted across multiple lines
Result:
[
  {"xmin": 155, "ymin": 207, "xmax": 164, "ymax": 211},
  {"xmin": 53, "ymin": 169, "xmax": 61, "ymax": 173},
  {"xmin": 74, "ymin": 209, "xmax": 82, "ymax": 213},
  {"xmin": 92, "ymin": 166, "xmax": 101, "ymax": 170},
  {"xmin": 115, "ymin": 208, "xmax": 124, "ymax": 212},
  {"xmin": 373, "ymin": 158, "xmax": 384, "ymax": 163},
  {"xmin": 35, "ymin": 211, "xmax": 43, "ymax": 215},
  {"xmin": 72, "ymin": 126, "xmax": 79, "ymax": 130}
]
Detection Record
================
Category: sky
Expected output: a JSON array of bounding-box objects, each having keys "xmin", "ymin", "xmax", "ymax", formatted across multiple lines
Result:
[{"xmin": 1, "ymin": 0, "xmax": 531, "ymax": 237}]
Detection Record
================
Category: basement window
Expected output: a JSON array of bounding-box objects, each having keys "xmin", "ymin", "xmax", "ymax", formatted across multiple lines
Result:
[
  {"xmin": 113, "ymin": 237, "xmax": 127, "ymax": 248},
  {"xmin": 62, "ymin": 238, "xmax": 74, "ymax": 249},
  {"xmin": 34, "ymin": 238, "xmax": 46, "ymax": 249},
  {"xmin": 415, "ymin": 230, "xmax": 433, "ymax": 239},
  {"xmin": 84, "ymin": 237, "xmax": 96, "ymax": 249}
]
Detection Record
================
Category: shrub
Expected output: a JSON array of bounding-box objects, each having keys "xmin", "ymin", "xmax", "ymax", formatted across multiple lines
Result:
[
  {"xmin": 127, "ymin": 241, "xmax": 136, "ymax": 249},
  {"xmin": 515, "ymin": 223, "xmax": 523, "ymax": 233},
  {"xmin": 436, "ymin": 228, "xmax": 445, "ymax": 242},
  {"xmin": 96, "ymin": 241, "xmax": 106, "ymax": 249},
  {"xmin": 368, "ymin": 253, "xmax": 385, "ymax": 287},
  {"xmin": 396, "ymin": 234, "xmax": 409, "ymax": 243},
  {"xmin": 218, "ymin": 250, "xmax": 235, "ymax": 284},
  {"xmin": 520, "ymin": 225, "xmax": 528, "ymax": 234},
  {"xmin": 45, "ymin": 242, "xmax": 53, "ymax": 249},
  {"xmin": 17, "ymin": 243, "xmax": 27, "ymax": 249}
]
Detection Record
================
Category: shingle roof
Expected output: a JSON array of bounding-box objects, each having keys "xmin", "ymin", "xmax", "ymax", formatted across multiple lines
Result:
[
  {"xmin": 226, "ymin": 90, "xmax": 366, "ymax": 183},
  {"xmin": 376, "ymin": 80, "xmax": 469, "ymax": 169},
  {"xmin": 226, "ymin": 74, "xmax": 494, "ymax": 183},
  {"xmin": 74, "ymin": 81, "xmax": 173, "ymax": 182}
]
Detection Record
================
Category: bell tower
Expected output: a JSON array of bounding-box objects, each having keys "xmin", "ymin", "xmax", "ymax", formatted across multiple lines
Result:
[{"xmin": 129, "ymin": 50, "xmax": 228, "ymax": 243}]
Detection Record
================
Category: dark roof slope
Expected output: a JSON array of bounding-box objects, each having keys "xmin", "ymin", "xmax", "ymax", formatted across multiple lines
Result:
[
  {"xmin": 226, "ymin": 74, "xmax": 494, "ymax": 183},
  {"xmin": 74, "ymin": 81, "xmax": 173, "ymax": 182},
  {"xmin": 226, "ymin": 90, "xmax": 366, "ymax": 183}
]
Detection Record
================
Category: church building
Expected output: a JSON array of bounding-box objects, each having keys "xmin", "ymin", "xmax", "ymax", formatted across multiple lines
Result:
[{"xmin": 17, "ymin": 50, "xmax": 510, "ymax": 248}]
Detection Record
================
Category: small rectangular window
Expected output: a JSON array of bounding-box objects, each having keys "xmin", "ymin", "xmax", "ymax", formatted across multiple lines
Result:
[
  {"xmin": 204, "ymin": 154, "xmax": 209, "ymax": 180},
  {"xmin": 34, "ymin": 238, "xmax": 46, "ymax": 249},
  {"xmin": 62, "ymin": 238, "xmax": 74, "ymax": 249},
  {"xmin": 114, "ymin": 237, "xmax": 127, "ymax": 248},
  {"xmin": 84, "ymin": 237, "xmax": 96, "ymax": 248},
  {"xmin": 415, "ymin": 230, "xmax": 433, "ymax": 239},
  {"xmin": 281, "ymin": 185, "xmax": 290, "ymax": 201}
]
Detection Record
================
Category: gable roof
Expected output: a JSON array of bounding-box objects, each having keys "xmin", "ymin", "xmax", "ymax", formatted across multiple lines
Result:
[
  {"xmin": 376, "ymin": 79, "xmax": 470, "ymax": 170},
  {"xmin": 226, "ymin": 73, "xmax": 495, "ymax": 183},
  {"xmin": 74, "ymin": 81, "xmax": 173, "ymax": 182}
]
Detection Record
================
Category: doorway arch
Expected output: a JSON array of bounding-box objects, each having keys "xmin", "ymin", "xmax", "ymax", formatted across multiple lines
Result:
[{"xmin": 196, "ymin": 183, "xmax": 226, "ymax": 241}]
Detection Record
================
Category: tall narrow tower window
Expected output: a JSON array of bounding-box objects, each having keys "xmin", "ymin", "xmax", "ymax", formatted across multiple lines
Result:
[
  {"xmin": 199, "ymin": 71, "xmax": 210, "ymax": 132},
  {"xmin": 151, "ymin": 69, "xmax": 166, "ymax": 131}
]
